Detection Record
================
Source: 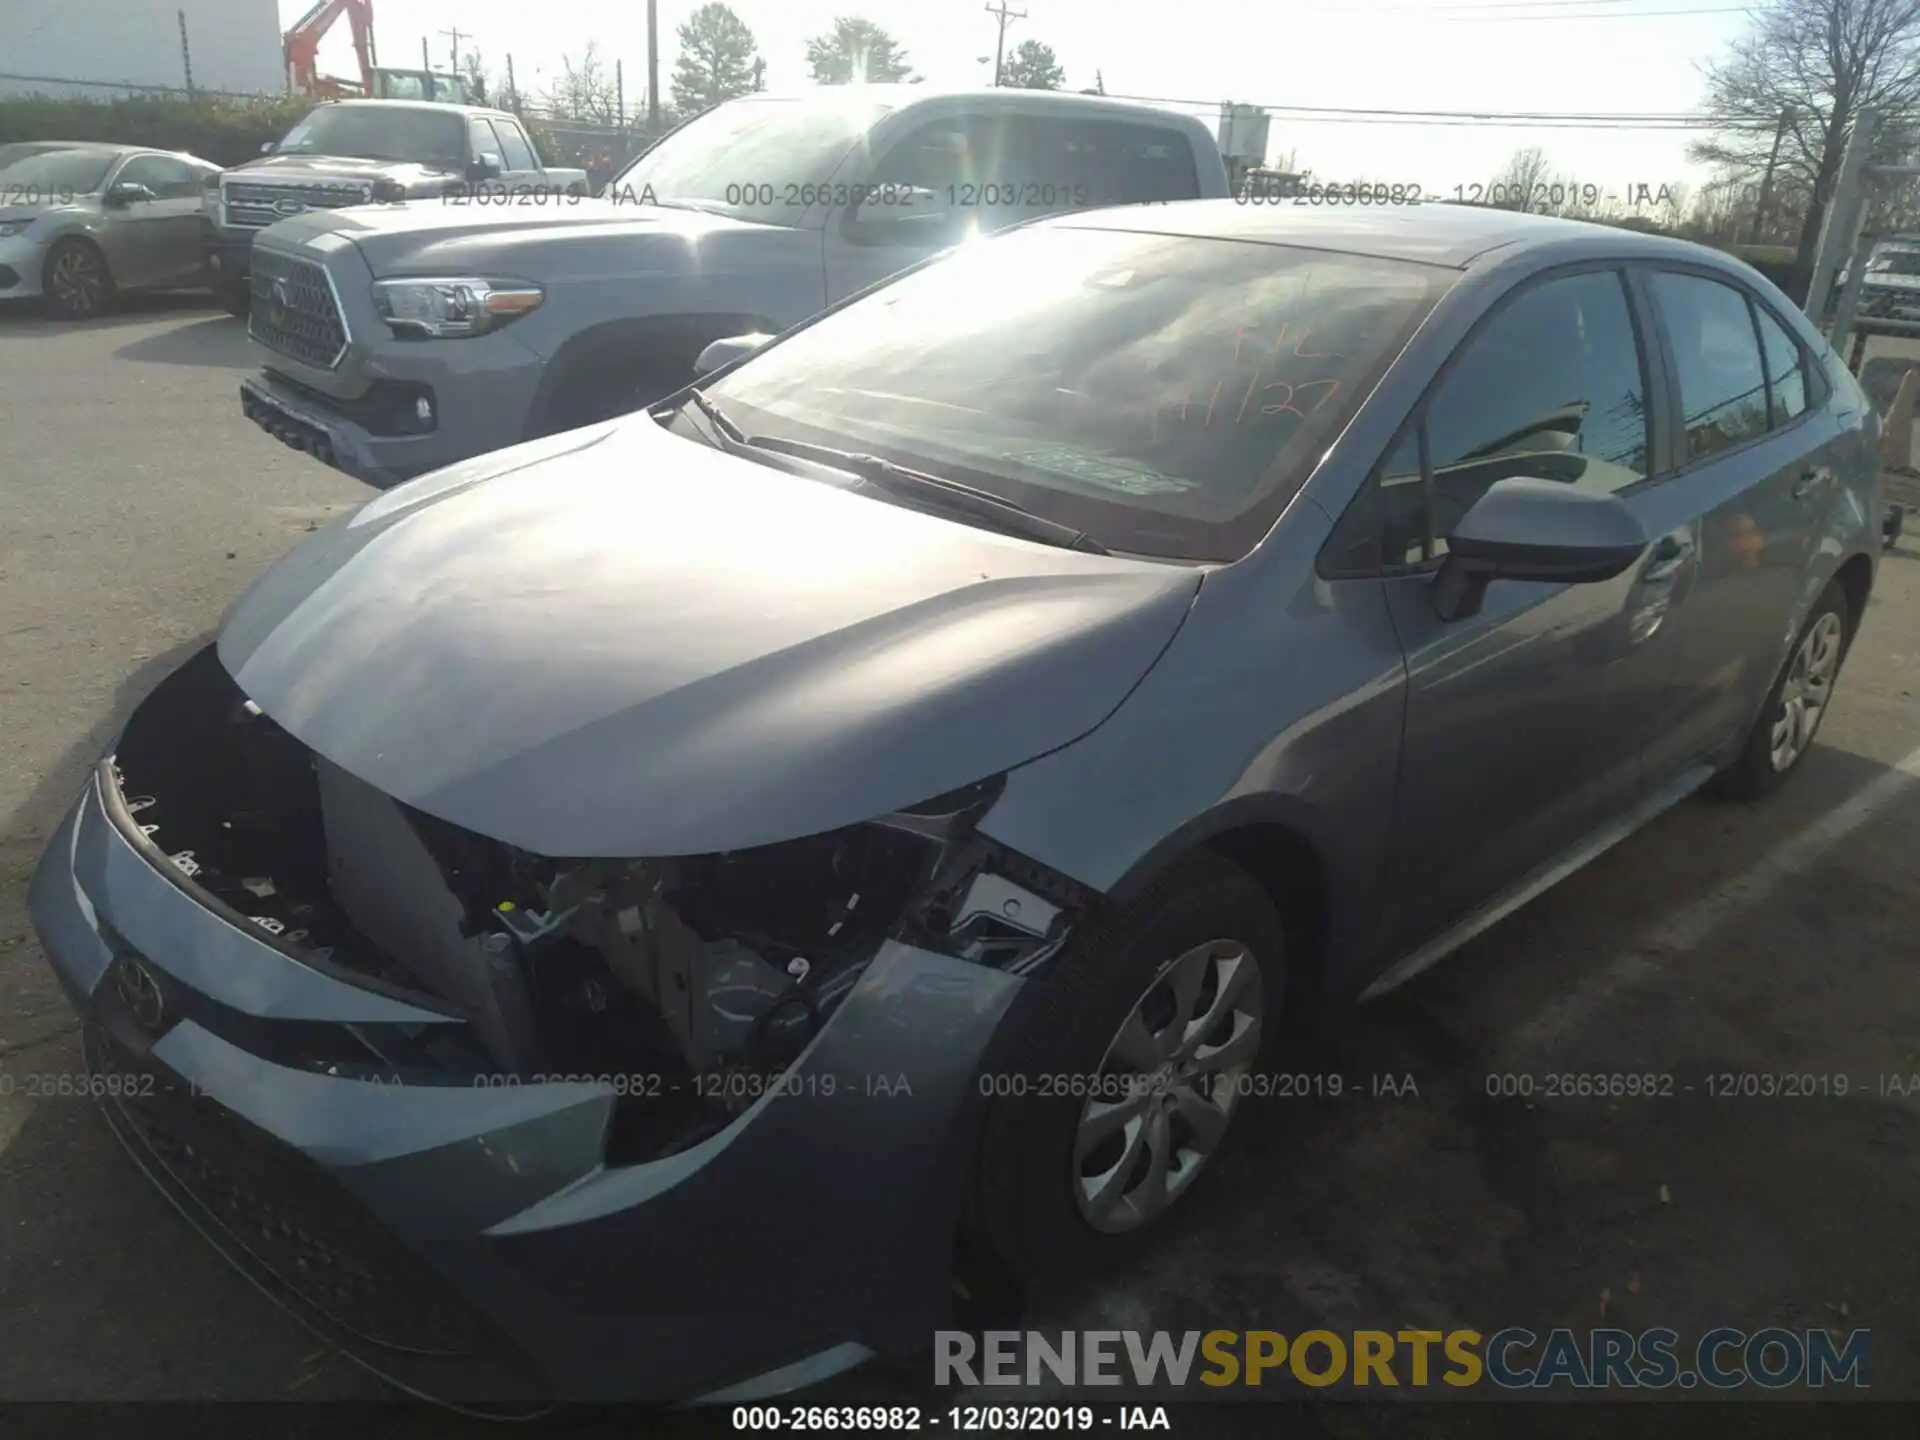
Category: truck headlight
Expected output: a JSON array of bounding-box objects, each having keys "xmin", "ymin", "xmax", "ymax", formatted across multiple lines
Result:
[
  {"xmin": 0, "ymin": 220, "xmax": 31, "ymax": 239},
  {"xmin": 371, "ymin": 277, "xmax": 544, "ymax": 339}
]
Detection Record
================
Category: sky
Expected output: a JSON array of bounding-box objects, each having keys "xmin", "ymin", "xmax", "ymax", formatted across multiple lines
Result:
[{"xmin": 283, "ymin": 0, "xmax": 1758, "ymax": 204}]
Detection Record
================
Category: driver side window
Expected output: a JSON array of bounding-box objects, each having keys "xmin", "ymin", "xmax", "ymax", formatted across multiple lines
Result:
[
  {"xmin": 116, "ymin": 154, "xmax": 198, "ymax": 198},
  {"xmin": 1324, "ymin": 268, "xmax": 1650, "ymax": 573}
]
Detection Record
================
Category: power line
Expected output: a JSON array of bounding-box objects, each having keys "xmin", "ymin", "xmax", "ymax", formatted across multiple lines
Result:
[
  {"xmin": 1386, "ymin": 0, "xmax": 1746, "ymax": 10},
  {"xmin": 1100, "ymin": 93, "xmax": 1728, "ymax": 123},
  {"xmin": 1286, "ymin": 1, "xmax": 1751, "ymax": 16}
]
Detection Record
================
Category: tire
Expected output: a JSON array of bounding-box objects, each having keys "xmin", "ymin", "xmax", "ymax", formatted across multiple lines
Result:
[
  {"xmin": 1707, "ymin": 582, "xmax": 1852, "ymax": 801},
  {"xmin": 41, "ymin": 237, "xmax": 115, "ymax": 320},
  {"xmin": 213, "ymin": 275, "xmax": 250, "ymax": 318},
  {"xmin": 967, "ymin": 850, "xmax": 1287, "ymax": 1279},
  {"xmin": 1886, "ymin": 505, "xmax": 1906, "ymax": 550},
  {"xmin": 535, "ymin": 356, "xmax": 691, "ymax": 437}
]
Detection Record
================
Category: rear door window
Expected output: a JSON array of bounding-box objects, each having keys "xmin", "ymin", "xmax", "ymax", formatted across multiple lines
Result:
[
  {"xmin": 1059, "ymin": 120, "xmax": 1200, "ymax": 206},
  {"xmin": 1648, "ymin": 271, "xmax": 1772, "ymax": 461}
]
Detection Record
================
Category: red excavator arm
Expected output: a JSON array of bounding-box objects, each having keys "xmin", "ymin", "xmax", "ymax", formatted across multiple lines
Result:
[{"xmin": 284, "ymin": 0, "xmax": 375, "ymax": 97}]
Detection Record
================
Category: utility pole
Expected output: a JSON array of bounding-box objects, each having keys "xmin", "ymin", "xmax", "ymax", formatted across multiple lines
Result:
[
  {"xmin": 1806, "ymin": 106, "xmax": 1880, "ymax": 326},
  {"xmin": 647, "ymin": 0, "xmax": 661, "ymax": 130},
  {"xmin": 439, "ymin": 27, "xmax": 466, "ymax": 76},
  {"xmin": 177, "ymin": 10, "xmax": 194, "ymax": 98},
  {"xmin": 985, "ymin": 0, "xmax": 1026, "ymax": 87},
  {"xmin": 1748, "ymin": 105, "xmax": 1793, "ymax": 245}
]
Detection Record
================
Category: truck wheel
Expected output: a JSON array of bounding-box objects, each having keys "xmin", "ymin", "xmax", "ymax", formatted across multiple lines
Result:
[
  {"xmin": 213, "ymin": 274, "xmax": 250, "ymax": 318},
  {"xmin": 41, "ymin": 238, "xmax": 115, "ymax": 320}
]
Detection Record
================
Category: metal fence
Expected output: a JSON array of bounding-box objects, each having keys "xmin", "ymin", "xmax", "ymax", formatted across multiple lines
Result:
[{"xmin": 0, "ymin": 71, "xmax": 273, "ymax": 103}]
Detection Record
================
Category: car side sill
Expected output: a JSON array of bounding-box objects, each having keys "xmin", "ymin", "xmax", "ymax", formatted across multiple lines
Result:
[{"xmin": 1358, "ymin": 761, "xmax": 1718, "ymax": 1002}]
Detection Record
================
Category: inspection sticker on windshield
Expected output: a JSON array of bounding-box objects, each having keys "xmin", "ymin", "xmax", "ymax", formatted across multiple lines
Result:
[{"xmin": 1006, "ymin": 449, "xmax": 1198, "ymax": 495}]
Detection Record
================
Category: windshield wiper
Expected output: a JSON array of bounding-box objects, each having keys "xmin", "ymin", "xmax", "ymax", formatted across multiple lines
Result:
[
  {"xmin": 683, "ymin": 386, "xmax": 748, "ymax": 445},
  {"xmin": 734, "ymin": 435, "xmax": 1110, "ymax": 554}
]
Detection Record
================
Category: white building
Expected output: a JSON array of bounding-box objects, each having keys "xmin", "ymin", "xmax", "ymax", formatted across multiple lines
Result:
[{"xmin": 1, "ymin": 0, "xmax": 285, "ymax": 101}]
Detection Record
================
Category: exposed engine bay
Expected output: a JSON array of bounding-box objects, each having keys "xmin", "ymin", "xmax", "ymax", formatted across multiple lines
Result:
[{"xmin": 108, "ymin": 647, "xmax": 1087, "ymax": 1158}]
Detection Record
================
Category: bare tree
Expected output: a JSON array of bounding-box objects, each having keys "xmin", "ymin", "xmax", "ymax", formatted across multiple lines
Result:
[
  {"xmin": 1691, "ymin": 0, "xmax": 1920, "ymax": 280},
  {"xmin": 1485, "ymin": 147, "xmax": 1554, "ymax": 211},
  {"xmin": 548, "ymin": 40, "xmax": 621, "ymax": 124},
  {"xmin": 456, "ymin": 51, "xmax": 489, "ymax": 105}
]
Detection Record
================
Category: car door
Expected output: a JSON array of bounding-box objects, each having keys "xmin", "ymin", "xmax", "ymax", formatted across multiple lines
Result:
[
  {"xmin": 100, "ymin": 154, "xmax": 204, "ymax": 287},
  {"xmin": 1627, "ymin": 268, "xmax": 1844, "ymax": 779},
  {"xmin": 484, "ymin": 116, "xmax": 549, "ymax": 194},
  {"xmin": 1337, "ymin": 266, "xmax": 1682, "ymax": 958}
]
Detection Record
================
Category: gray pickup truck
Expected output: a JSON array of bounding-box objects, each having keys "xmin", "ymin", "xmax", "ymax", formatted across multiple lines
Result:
[
  {"xmin": 205, "ymin": 100, "xmax": 587, "ymax": 316},
  {"xmin": 238, "ymin": 86, "xmax": 1229, "ymax": 488}
]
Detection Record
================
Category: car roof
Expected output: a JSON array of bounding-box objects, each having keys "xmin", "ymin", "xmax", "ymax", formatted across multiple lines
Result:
[
  {"xmin": 1035, "ymin": 199, "xmax": 1739, "ymax": 270},
  {"xmin": 321, "ymin": 99, "xmax": 514, "ymax": 119},
  {"xmin": 748, "ymin": 85, "xmax": 1208, "ymax": 126}
]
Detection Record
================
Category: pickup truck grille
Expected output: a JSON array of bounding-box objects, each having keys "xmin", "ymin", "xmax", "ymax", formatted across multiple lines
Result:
[
  {"xmin": 221, "ymin": 179, "xmax": 373, "ymax": 231},
  {"xmin": 249, "ymin": 248, "xmax": 348, "ymax": 370}
]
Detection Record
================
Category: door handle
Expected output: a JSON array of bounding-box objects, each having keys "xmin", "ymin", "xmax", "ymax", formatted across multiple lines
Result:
[{"xmin": 1792, "ymin": 467, "xmax": 1831, "ymax": 500}]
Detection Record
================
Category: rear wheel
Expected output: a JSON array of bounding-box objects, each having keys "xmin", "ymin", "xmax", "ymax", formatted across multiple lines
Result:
[
  {"xmin": 967, "ymin": 851, "xmax": 1286, "ymax": 1278},
  {"xmin": 41, "ymin": 237, "xmax": 114, "ymax": 320},
  {"xmin": 1708, "ymin": 582, "xmax": 1851, "ymax": 800}
]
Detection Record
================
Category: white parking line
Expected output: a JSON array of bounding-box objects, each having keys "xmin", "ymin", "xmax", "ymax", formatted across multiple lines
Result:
[{"xmin": 1504, "ymin": 741, "xmax": 1920, "ymax": 1058}]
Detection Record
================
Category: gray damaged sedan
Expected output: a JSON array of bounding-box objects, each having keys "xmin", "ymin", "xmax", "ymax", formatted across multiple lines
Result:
[
  {"xmin": 0, "ymin": 143, "xmax": 222, "ymax": 318},
  {"xmin": 31, "ymin": 201, "xmax": 1881, "ymax": 1409}
]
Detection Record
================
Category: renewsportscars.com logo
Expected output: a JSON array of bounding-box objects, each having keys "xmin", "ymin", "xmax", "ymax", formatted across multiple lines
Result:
[{"xmin": 935, "ymin": 1327, "xmax": 1872, "ymax": 1390}]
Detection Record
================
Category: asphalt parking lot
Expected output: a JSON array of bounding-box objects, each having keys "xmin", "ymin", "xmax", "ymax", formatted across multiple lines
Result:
[{"xmin": 1, "ymin": 297, "xmax": 1917, "ymax": 1429}]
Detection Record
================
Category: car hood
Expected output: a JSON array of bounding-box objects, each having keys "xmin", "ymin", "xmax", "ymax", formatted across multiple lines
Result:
[
  {"xmin": 264, "ymin": 198, "xmax": 791, "ymax": 276},
  {"xmin": 216, "ymin": 417, "xmax": 1201, "ymax": 858},
  {"xmin": 230, "ymin": 154, "xmax": 464, "ymax": 188}
]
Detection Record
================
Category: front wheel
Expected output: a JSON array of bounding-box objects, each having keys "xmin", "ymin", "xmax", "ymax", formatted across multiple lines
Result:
[
  {"xmin": 41, "ymin": 237, "xmax": 115, "ymax": 319},
  {"xmin": 967, "ymin": 850, "xmax": 1286, "ymax": 1278},
  {"xmin": 1708, "ymin": 582, "xmax": 1852, "ymax": 800}
]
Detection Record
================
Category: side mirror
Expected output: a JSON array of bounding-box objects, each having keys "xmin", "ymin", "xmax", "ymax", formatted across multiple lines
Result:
[
  {"xmin": 104, "ymin": 182, "xmax": 156, "ymax": 207},
  {"xmin": 469, "ymin": 152, "xmax": 504, "ymax": 181},
  {"xmin": 260, "ymin": 141, "xmax": 275, "ymax": 154},
  {"xmin": 695, "ymin": 332, "xmax": 776, "ymax": 377},
  {"xmin": 1431, "ymin": 476, "xmax": 1648, "ymax": 622},
  {"xmin": 843, "ymin": 186, "xmax": 963, "ymax": 246}
]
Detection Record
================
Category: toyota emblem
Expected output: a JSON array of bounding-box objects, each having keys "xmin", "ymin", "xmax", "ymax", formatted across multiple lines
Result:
[{"xmin": 112, "ymin": 954, "xmax": 166, "ymax": 1033}]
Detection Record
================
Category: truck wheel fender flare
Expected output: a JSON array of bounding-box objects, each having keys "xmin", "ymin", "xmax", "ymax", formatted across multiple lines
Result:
[{"xmin": 526, "ymin": 313, "xmax": 781, "ymax": 437}]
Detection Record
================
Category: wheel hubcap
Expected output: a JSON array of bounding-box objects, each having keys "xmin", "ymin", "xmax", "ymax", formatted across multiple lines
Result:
[
  {"xmin": 52, "ymin": 250, "xmax": 102, "ymax": 311},
  {"xmin": 1768, "ymin": 611, "xmax": 1843, "ymax": 772},
  {"xmin": 1072, "ymin": 939, "xmax": 1264, "ymax": 1234}
]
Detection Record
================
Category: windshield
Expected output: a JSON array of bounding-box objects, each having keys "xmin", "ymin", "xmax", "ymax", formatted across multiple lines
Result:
[
  {"xmin": 0, "ymin": 148, "xmax": 116, "ymax": 196},
  {"xmin": 274, "ymin": 107, "xmax": 466, "ymax": 168},
  {"xmin": 700, "ymin": 226, "xmax": 1447, "ymax": 561},
  {"xmin": 606, "ymin": 95, "xmax": 891, "ymax": 224}
]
